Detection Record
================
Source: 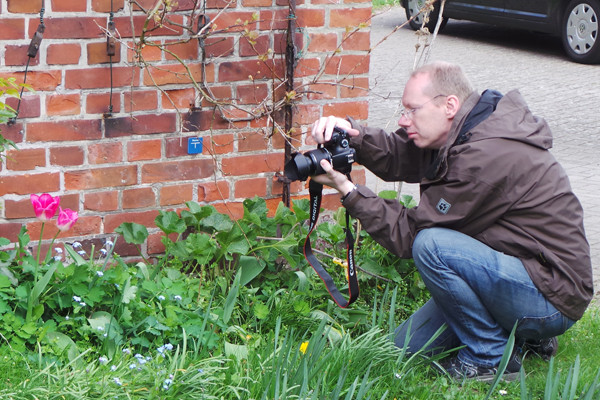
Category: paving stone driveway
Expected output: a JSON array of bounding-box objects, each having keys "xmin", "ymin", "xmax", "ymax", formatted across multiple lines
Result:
[{"xmin": 366, "ymin": 6, "xmax": 600, "ymax": 302}]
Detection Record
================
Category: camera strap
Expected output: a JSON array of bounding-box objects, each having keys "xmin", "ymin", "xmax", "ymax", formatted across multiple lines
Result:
[{"xmin": 304, "ymin": 179, "xmax": 359, "ymax": 308}]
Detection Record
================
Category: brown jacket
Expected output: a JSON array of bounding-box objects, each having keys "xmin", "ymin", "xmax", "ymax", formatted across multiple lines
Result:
[{"xmin": 343, "ymin": 89, "xmax": 593, "ymax": 320}]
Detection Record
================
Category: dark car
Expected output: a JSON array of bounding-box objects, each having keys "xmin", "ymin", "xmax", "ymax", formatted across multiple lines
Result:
[{"xmin": 401, "ymin": 0, "xmax": 600, "ymax": 64}]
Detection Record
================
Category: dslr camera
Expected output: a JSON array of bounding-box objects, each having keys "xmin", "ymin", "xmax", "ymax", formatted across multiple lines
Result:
[{"xmin": 284, "ymin": 127, "xmax": 356, "ymax": 182}]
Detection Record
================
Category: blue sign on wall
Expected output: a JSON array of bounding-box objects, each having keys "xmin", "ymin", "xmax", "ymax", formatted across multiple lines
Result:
[{"xmin": 187, "ymin": 137, "xmax": 203, "ymax": 154}]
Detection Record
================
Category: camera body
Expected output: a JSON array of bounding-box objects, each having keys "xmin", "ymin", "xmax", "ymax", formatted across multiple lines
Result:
[{"xmin": 284, "ymin": 127, "xmax": 356, "ymax": 182}]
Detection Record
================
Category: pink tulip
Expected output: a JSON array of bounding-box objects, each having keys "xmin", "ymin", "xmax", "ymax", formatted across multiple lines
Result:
[
  {"xmin": 56, "ymin": 207, "xmax": 79, "ymax": 232},
  {"xmin": 30, "ymin": 193, "xmax": 60, "ymax": 221}
]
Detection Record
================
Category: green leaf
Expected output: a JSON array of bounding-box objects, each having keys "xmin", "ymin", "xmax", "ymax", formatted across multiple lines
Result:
[
  {"xmin": 155, "ymin": 210, "xmax": 187, "ymax": 235},
  {"xmin": 253, "ymin": 301, "xmax": 269, "ymax": 320},
  {"xmin": 0, "ymin": 270, "xmax": 16, "ymax": 287},
  {"xmin": 45, "ymin": 331, "xmax": 80, "ymax": 362},
  {"xmin": 223, "ymin": 272, "xmax": 241, "ymax": 324},
  {"xmin": 224, "ymin": 341, "xmax": 249, "ymax": 360},
  {"xmin": 201, "ymin": 210, "xmax": 234, "ymax": 232},
  {"xmin": 377, "ymin": 190, "xmax": 398, "ymax": 200},
  {"xmin": 30, "ymin": 265, "xmax": 57, "ymax": 307},
  {"xmin": 64, "ymin": 245, "xmax": 87, "ymax": 267},
  {"xmin": 121, "ymin": 277, "xmax": 138, "ymax": 304},
  {"xmin": 238, "ymin": 256, "xmax": 266, "ymax": 286},
  {"xmin": 115, "ymin": 222, "xmax": 149, "ymax": 245}
]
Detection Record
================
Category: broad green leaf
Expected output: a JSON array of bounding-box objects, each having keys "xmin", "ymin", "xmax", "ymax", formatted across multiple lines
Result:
[
  {"xmin": 155, "ymin": 210, "xmax": 187, "ymax": 234},
  {"xmin": 224, "ymin": 341, "xmax": 248, "ymax": 360},
  {"xmin": 238, "ymin": 256, "xmax": 265, "ymax": 286},
  {"xmin": 253, "ymin": 301, "xmax": 269, "ymax": 320},
  {"xmin": 377, "ymin": 190, "xmax": 398, "ymax": 200},
  {"xmin": 201, "ymin": 211, "xmax": 234, "ymax": 232},
  {"xmin": 121, "ymin": 277, "xmax": 138, "ymax": 304},
  {"xmin": 30, "ymin": 265, "xmax": 57, "ymax": 306},
  {"xmin": 223, "ymin": 272, "xmax": 241, "ymax": 324},
  {"xmin": 115, "ymin": 222, "xmax": 149, "ymax": 245},
  {"xmin": 64, "ymin": 245, "xmax": 87, "ymax": 267},
  {"xmin": 45, "ymin": 331, "xmax": 80, "ymax": 361},
  {"xmin": 0, "ymin": 272, "xmax": 15, "ymax": 287}
]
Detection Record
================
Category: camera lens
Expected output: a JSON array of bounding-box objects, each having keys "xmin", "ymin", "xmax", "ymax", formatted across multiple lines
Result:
[{"xmin": 284, "ymin": 148, "xmax": 331, "ymax": 181}]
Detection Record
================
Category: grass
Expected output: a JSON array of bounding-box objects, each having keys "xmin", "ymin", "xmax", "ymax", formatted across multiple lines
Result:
[{"xmin": 1, "ymin": 304, "xmax": 598, "ymax": 399}]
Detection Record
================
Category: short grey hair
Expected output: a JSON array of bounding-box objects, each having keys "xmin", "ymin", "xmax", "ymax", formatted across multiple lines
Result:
[{"xmin": 411, "ymin": 61, "xmax": 474, "ymax": 103}]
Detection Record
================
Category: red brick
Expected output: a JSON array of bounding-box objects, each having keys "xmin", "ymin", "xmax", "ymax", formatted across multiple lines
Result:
[
  {"xmin": 51, "ymin": 0, "xmax": 87, "ymax": 12},
  {"xmin": 4, "ymin": 96, "xmax": 40, "ymax": 119},
  {"xmin": 238, "ymin": 131, "xmax": 268, "ymax": 152},
  {"xmin": 47, "ymin": 43, "xmax": 82, "ymax": 65},
  {"xmin": 1, "ymin": 71, "xmax": 62, "ymax": 92},
  {"xmin": 307, "ymin": 81, "xmax": 338, "ymax": 100},
  {"xmin": 141, "ymin": 160, "xmax": 215, "ymax": 183},
  {"xmin": 127, "ymin": 139, "xmax": 162, "ymax": 161},
  {"xmin": 259, "ymin": 9, "xmax": 289, "ymax": 30},
  {"xmin": 165, "ymin": 40, "xmax": 199, "ymax": 61},
  {"xmin": 65, "ymin": 66, "xmax": 137, "ymax": 90},
  {"xmin": 219, "ymin": 59, "xmax": 284, "ymax": 82},
  {"xmin": 207, "ymin": 11, "xmax": 258, "ymax": 32},
  {"xmin": 308, "ymin": 33, "xmax": 339, "ymax": 52},
  {"xmin": 123, "ymin": 187, "xmax": 156, "ymax": 209},
  {"xmin": 88, "ymin": 142, "xmax": 123, "ymax": 164},
  {"xmin": 165, "ymin": 135, "xmax": 234, "ymax": 158},
  {"xmin": 4, "ymin": 45, "xmax": 39, "ymax": 66},
  {"xmin": 127, "ymin": 42, "xmax": 162, "ymax": 63},
  {"xmin": 296, "ymin": 9, "xmax": 326, "ymax": 28},
  {"xmin": 340, "ymin": 76, "xmax": 369, "ymax": 98},
  {"xmin": 160, "ymin": 184, "xmax": 194, "ymax": 206},
  {"xmin": 272, "ymin": 174, "xmax": 304, "ymax": 196},
  {"xmin": 104, "ymin": 210, "xmax": 160, "ymax": 232},
  {"xmin": 46, "ymin": 94, "xmax": 81, "ymax": 116},
  {"xmin": 7, "ymin": 0, "xmax": 40, "ymax": 13},
  {"xmin": 273, "ymin": 32, "xmax": 304, "ymax": 55},
  {"xmin": 27, "ymin": 216, "xmax": 103, "ymax": 240},
  {"xmin": 92, "ymin": 0, "xmax": 125, "ymax": 12},
  {"xmin": 236, "ymin": 83, "xmax": 268, "ymax": 105},
  {"xmin": 6, "ymin": 148, "xmax": 45, "ymax": 171},
  {"xmin": 330, "ymin": 7, "xmax": 372, "ymax": 28},
  {"xmin": 28, "ymin": 17, "xmax": 105, "ymax": 39},
  {"xmin": 199, "ymin": 85, "xmax": 233, "ymax": 107},
  {"xmin": 239, "ymin": 35, "xmax": 269, "ymax": 57},
  {"xmin": 206, "ymin": 0, "xmax": 237, "ymax": 9},
  {"xmin": 113, "ymin": 15, "xmax": 184, "ymax": 38},
  {"xmin": 235, "ymin": 177, "xmax": 267, "ymax": 198},
  {"xmin": 65, "ymin": 165, "xmax": 138, "ymax": 190},
  {"xmin": 86, "ymin": 93, "xmax": 120, "ymax": 114},
  {"xmin": 27, "ymin": 120, "xmax": 102, "ymax": 142},
  {"xmin": 203, "ymin": 36, "xmax": 235, "ymax": 58},
  {"xmin": 84, "ymin": 191, "xmax": 119, "ymax": 212},
  {"xmin": 87, "ymin": 42, "xmax": 122, "ymax": 64},
  {"xmin": 296, "ymin": 57, "xmax": 321, "ymax": 77},
  {"xmin": 0, "ymin": 122, "xmax": 23, "ymax": 147},
  {"xmin": 199, "ymin": 181, "xmax": 230, "ymax": 202},
  {"xmin": 0, "ymin": 222, "xmax": 23, "ymax": 243},
  {"xmin": 142, "ymin": 63, "xmax": 207, "ymax": 86},
  {"xmin": 0, "ymin": 173, "xmax": 60, "ymax": 196},
  {"xmin": 50, "ymin": 146, "xmax": 84, "ymax": 166},
  {"xmin": 105, "ymin": 114, "xmax": 177, "ymax": 138},
  {"xmin": 213, "ymin": 202, "xmax": 244, "ymax": 220},
  {"xmin": 341, "ymin": 31, "xmax": 371, "ymax": 51},
  {"xmin": 242, "ymin": 0, "xmax": 271, "ymax": 6},
  {"xmin": 221, "ymin": 153, "xmax": 282, "ymax": 176},
  {"xmin": 162, "ymin": 88, "xmax": 196, "ymax": 110},
  {"xmin": 323, "ymin": 54, "xmax": 370, "ymax": 75},
  {"xmin": 124, "ymin": 90, "xmax": 158, "ymax": 112},
  {"xmin": 147, "ymin": 232, "xmax": 168, "ymax": 255},
  {"xmin": 323, "ymin": 100, "xmax": 369, "ymax": 120}
]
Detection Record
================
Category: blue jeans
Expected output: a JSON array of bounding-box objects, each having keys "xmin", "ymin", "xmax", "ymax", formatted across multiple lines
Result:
[{"xmin": 394, "ymin": 227, "xmax": 575, "ymax": 368}]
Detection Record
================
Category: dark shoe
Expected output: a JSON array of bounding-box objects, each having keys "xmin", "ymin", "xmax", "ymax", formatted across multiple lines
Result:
[
  {"xmin": 438, "ymin": 352, "xmax": 521, "ymax": 383},
  {"xmin": 523, "ymin": 337, "xmax": 558, "ymax": 361}
]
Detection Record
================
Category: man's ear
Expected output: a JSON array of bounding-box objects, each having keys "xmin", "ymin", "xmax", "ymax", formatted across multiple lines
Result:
[{"xmin": 445, "ymin": 95, "xmax": 460, "ymax": 118}]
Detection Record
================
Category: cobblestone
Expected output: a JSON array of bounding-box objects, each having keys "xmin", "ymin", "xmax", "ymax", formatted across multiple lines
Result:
[{"xmin": 366, "ymin": 6, "xmax": 600, "ymax": 302}]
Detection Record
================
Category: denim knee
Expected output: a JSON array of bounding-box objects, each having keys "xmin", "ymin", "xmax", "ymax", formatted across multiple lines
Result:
[{"xmin": 412, "ymin": 227, "xmax": 445, "ymax": 266}]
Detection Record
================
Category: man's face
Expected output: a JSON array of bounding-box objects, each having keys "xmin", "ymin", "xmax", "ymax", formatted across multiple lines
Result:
[{"xmin": 398, "ymin": 73, "xmax": 454, "ymax": 149}]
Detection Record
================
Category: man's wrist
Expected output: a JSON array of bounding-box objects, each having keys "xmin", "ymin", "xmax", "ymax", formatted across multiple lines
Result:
[{"xmin": 340, "ymin": 183, "xmax": 358, "ymax": 202}]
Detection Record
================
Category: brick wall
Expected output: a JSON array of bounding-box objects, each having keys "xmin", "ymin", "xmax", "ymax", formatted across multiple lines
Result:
[{"xmin": 0, "ymin": 0, "xmax": 370, "ymax": 257}]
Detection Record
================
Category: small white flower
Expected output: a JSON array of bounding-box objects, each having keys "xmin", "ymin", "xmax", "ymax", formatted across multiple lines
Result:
[
  {"xmin": 122, "ymin": 348, "xmax": 131, "ymax": 355},
  {"xmin": 72, "ymin": 242, "xmax": 82, "ymax": 249},
  {"xmin": 105, "ymin": 240, "xmax": 114, "ymax": 248},
  {"xmin": 499, "ymin": 390, "xmax": 508, "ymax": 396},
  {"xmin": 100, "ymin": 248, "xmax": 108, "ymax": 256},
  {"xmin": 96, "ymin": 271, "xmax": 104, "ymax": 277},
  {"xmin": 99, "ymin": 356, "xmax": 108, "ymax": 364},
  {"xmin": 55, "ymin": 247, "xmax": 63, "ymax": 254},
  {"xmin": 158, "ymin": 295, "xmax": 165, "ymax": 301},
  {"xmin": 53, "ymin": 255, "xmax": 63, "ymax": 261},
  {"xmin": 164, "ymin": 343, "xmax": 173, "ymax": 351},
  {"xmin": 174, "ymin": 295, "xmax": 182, "ymax": 301},
  {"xmin": 113, "ymin": 377, "xmax": 122, "ymax": 386},
  {"xmin": 97, "ymin": 326, "xmax": 105, "ymax": 331},
  {"xmin": 110, "ymin": 365, "xmax": 117, "ymax": 371},
  {"xmin": 79, "ymin": 301, "xmax": 86, "ymax": 307},
  {"xmin": 72, "ymin": 296, "xmax": 81, "ymax": 302},
  {"xmin": 77, "ymin": 250, "xmax": 86, "ymax": 256},
  {"xmin": 65, "ymin": 316, "xmax": 70, "ymax": 320},
  {"xmin": 129, "ymin": 363, "xmax": 136, "ymax": 369}
]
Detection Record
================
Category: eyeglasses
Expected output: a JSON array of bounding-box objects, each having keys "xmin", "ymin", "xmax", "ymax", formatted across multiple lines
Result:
[{"xmin": 399, "ymin": 94, "xmax": 447, "ymax": 121}]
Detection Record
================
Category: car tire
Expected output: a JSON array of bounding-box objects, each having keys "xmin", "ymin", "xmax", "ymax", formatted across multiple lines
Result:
[
  {"xmin": 404, "ymin": 0, "xmax": 447, "ymax": 32},
  {"xmin": 562, "ymin": 0, "xmax": 600, "ymax": 64}
]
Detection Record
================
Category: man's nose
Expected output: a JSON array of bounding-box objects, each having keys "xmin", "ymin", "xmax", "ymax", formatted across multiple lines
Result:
[{"xmin": 398, "ymin": 114, "xmax": 411, "ymax": 128}]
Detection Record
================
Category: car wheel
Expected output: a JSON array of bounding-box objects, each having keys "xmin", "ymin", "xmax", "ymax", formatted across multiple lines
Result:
[
  {"xmin": 562, "ymin": 0, "xmax": 600, "ymax": 64},
  {"xmin": 404, "ymin": 0, "xmax": 447, "ymax": 32}
]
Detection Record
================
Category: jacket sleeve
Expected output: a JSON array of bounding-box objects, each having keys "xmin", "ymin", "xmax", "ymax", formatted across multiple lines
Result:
[
  {"xmin": 343, "ymin": 148, "xmax": 514, "ymax": 259},
  {"xmin": 348, "ymin": 117, "xmax": 435, "ymax": 183}
]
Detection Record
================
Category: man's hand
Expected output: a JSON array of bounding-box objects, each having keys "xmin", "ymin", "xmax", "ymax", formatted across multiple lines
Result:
[
  {"xmin": 311, "ymin": 116, "xmax": 359, "ymax": 144},
  {"xmin": 311, "ymin": 159, "xmax": 357, "ymax": 198}
]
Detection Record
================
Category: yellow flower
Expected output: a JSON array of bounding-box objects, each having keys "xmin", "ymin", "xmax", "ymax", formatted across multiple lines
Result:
[
  {"xmin": 299, "ymin": 341, "xmax": 309, "ymax": 354},
  {"xmin": 332, "ymin": 257, "xmax": 349, "ymax": 281}
]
